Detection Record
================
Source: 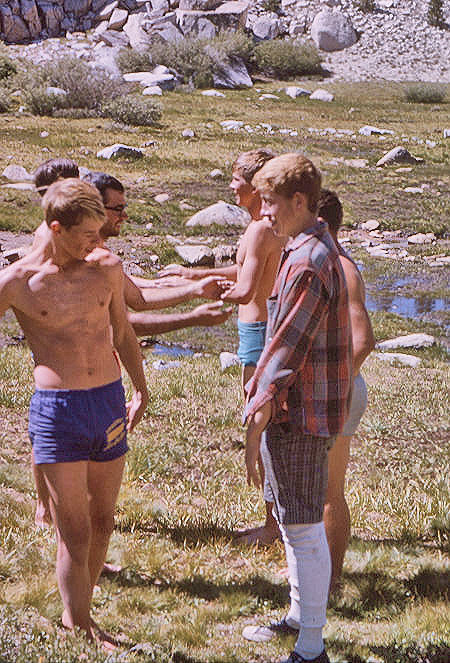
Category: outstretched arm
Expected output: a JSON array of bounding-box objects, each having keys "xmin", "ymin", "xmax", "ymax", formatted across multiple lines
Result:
[
  {"xmin": 159, "ymin": 263, "xmax": 238, "ymax": 281},
  {"xmin": 108, "ymin": 261, "xmax": 148, "ymax": 430},
  {"xmin": 124, "ymin": 274, "xmax": 229, "ymax": 311},
  {"xmin": 128, "ymin": 301, "xmax": 232, "ymax": 336}
]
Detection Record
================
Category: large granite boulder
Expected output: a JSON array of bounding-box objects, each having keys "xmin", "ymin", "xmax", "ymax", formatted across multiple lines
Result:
[
  {"xmin": 186, "ymin": 200, "xmax": 250, "ymax": 228},
  {"xmin": 310, "ymin": 9, "xmax": 357, "ymax": 52}
]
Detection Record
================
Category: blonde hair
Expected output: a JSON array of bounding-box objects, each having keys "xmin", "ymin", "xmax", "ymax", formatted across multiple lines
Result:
[
  {"xmin": 252, "ymin": 153, "xmax": 321, "ymax": 213},
  {"xmin": 42, "ymin": 178, "xmax": 105, "ymax": 229},
  {"xmin": 232, "ymin": 149, "xmax": 276, "ymax": 184}
]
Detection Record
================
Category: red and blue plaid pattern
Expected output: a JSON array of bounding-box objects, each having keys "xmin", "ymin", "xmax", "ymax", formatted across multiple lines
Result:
[{"xmin": 244, "ymin": 221, "xmax": 352, "ymax": 437}]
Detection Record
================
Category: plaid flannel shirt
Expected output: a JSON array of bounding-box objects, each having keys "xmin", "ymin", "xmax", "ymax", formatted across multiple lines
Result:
[{"xmin": 244, "ymin": 220, "xmax": 352, "ymax": 437}]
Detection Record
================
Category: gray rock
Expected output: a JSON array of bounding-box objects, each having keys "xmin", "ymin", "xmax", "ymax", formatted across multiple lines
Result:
[
  {"xmin": 209, "ymin": 168, "xmax": 223, "ymax": 178},
  {"xmin": 376, "ymin": 333, "xmax": 435, "ymax": 350},
  {"xmin": 150, "ymin": 0, "xmax": 169, "ymax": 11},
  {"xmin": 2, "ymin": 164, "xmax": 33, "ymax": 182},
  {"xmin": 3, "ymin": 246, "xmax": 29, "ymax": 263},
  {"xmin": 154, "ymin": 192, "xmax": 170, "ymax": 202},
  {"xmin": 359, "ymin": 125, "xmax": 394, "ymax": 136},
  {"xmin": 20, "ymin": 0, "xmax": 42, "ymax": 38},
  {"xmin": 142, "ymin": 85, "xmax": 163, "ymax": 95},
  {"xmin": 376, "ymin": 146, "xmax": 424, "ymax": 167},
  {"xmin": 179, "ymin": 0, "xmax": 222, "ymax": 8},
  {"xmin": 403, "ymin": 186, "xmax": 423, "ymax": 194},
  {"xmin": 46, "ymin": 86, "xmax": 68, "ymax": 97},
  {"xmin": 152, "ymin": 359, "xmax": 182, "ymax": 370},
  {"xmin": 252, "ymin": 14, "xmax": 280, "ymax": 40},
  {"xmin": 186, "ymin": 200, "xmax": 250, "ymax": 228},
  {"xmin": 97, "ymin": 143, "xmax": 144, "ymax": 159},
  {"xmin": 310, "ymin": 89, "xmax": 334, "ymax": 102},
  {"xmin": 219, "ymin": 351, "xmax": 240, "ymax": 371},
  {"xmin": 259, "ymin": 93, "xmax": 279, "ymax": 100},
  {"xmin": 98, "ymin": 1, "xmax": 119, "ymax": 21},
  {"xmin": 360, "ymin": 219, "xmax": 380, "ymax": 231},
  {"xmin": 285, "ymin": 86, "xmax": 311, "ymax": 98},
  {"xmin": 407, "ymin": 232, "xmax": 436, "ymax": 244},
  {"xmin": 220, "ymin": 120, "xmax": 243, "ymax": 131},
  {"xmin": 182, "ymin": 128, "xmax": 194, "ymax": 137},
  {"xmin": 63, "ymin": 0, "xmax": 91, "ymax": 16},
  {"xmin": 152, "ymin": 21, "xmax": 184, "ymax": 42},
  {"xmin": 99, "ymin": 28, "xmax": 130, "ymax": 47},
  {"xmin": 208, "ymin": 54, "xmax": 252, "ymax": 89},
  {"xmin": 0, "ymin": 7, "xmax": 30, "ymax": 42},
  {"xmin": 36, "ymin": 1, "xmax": 64, "ymax": 37},
  {"xmin": 311, "ymin": 9, "xmax": 357, "ymax": 52},
  {"xmin": 212, "ymin": 244, "xmax": 236, "ymax": 262},
  {"xmin": 174, "ymin": 243, "xmax": 215, "ymax": 266},
  {"xmin": 123, "ymin": 69, "xmax": 176, "ymax": 90},
  {"xmin": 108, "ymin": 8, "xmax": 128, "ymax": 30},
  {"xmin": 123, "ymin": 11, "xmax": 152, "ymax": 51},
  {"xmin": 444, "ymin": 129, "xmax": 450, "ymax": 138},
  {"xmin": 177, "ymin": 14, "xmax": 216, "ymax": 38},
  {"xmin": 374, "ymin": 352, "xmax": 421, "ymax": 368},
  {"xmin": 202, "ymin": 89, "xmax": 225, "ymax": 97}
]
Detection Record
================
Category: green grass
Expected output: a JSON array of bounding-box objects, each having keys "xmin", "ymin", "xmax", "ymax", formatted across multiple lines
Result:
[
  {"xmin": 0, "ymin": 338, "xmax": 448, "ymax": 662},
  {"xmin": 0, "ymin": 77, "xmax": 449, "ymax": 662}
]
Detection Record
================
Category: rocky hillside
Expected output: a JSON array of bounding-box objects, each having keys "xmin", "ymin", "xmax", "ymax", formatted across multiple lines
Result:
[{"xmin": 1, "ymin": 0, "xmax": 450, "ymax": 82}]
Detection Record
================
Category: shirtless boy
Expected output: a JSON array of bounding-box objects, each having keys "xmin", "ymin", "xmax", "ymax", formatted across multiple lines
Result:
[
  {"xmin": 318, "ymin": 189, "xmax": 375, "ymax": 592},
  {"xmin": 243, "ymin": 155, "xmax": 352, "ymax": 663},
  {"xmin": 160, "ymin": 149, "xmax": 285, "ymax": 544},
  {"xmin": 0, "ymin": 178, "xmax": 148, "ymax": 645}
]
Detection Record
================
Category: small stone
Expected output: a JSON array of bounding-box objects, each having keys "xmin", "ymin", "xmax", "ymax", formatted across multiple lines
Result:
[
  {"xmin": 361, "ymin": 220, "xmax": 380, "ymax": 231},
  {"xmin": 219, "ymin": 351, "xmax": 240, "ymax": 371},
  {"xmin": 220, "ymin": 120, "xmax": 244, "ymax": 131},
  {"xmin": 407, "ymin": 232, "xmax": 436, "ymax": 244},
  {"xmin": 259, "ymin": 94, "xmax": 279, "ymax": 100},
  {"xmin": 209, "ymin": 169, "xmax": 223, "ymax": 179},
  {"xmin": 443, "ymin": 129, "xmax": 450, "ymax": 138},
  {"xmin": 202, "ymin": 89, "xmax": 225, "ymax": 97},
  {"xmin": 154, "ymin": 193, "xmax": 170, "ymax": 203},
  {"xmin": 97, "ymin": 144, "xmax": 144, "ymax": 159},
  {"xmin": 403, "ymin": 187, "xmax": 423, "ymax": 194},
  {"xmin": 182, "ymin": 128, "xmax": 195, "ymax": 137},
  {"xmin": 143, "ymin": 86, "xmax": 163, "ymax": 96},
  {"xmin": 376, "ymin": 333, "xmax": 435, "ymax": 350},
  {"xmin": 359, "ymin": 125, "xmax": 394, "ymax": 136},
  {"xmin": 374, "ymin": 352, "xmax": 421, "ymax": 368},
  {"xmin": 310, "ymin": 89, "xmax": 334, "ymax": 102},
  {"xmin": 2, "ymin": 164, "xmax": 33, "ymax": 182},
  {"xmin": 284, "ymin": 86, "xmax": 311, "ymax": 98},
  {"xmin": 40, "ymin": 131, "xmax": 49, "ymax": 138}
]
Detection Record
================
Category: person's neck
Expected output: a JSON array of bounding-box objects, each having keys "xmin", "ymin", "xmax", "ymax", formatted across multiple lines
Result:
[
  {"xmin": 248, "ymin": 198, "xmax": 262, "ymax": 221},
  {"xmin": 290, "ymin": 211, "xmax": 317, "ymax": 239}
]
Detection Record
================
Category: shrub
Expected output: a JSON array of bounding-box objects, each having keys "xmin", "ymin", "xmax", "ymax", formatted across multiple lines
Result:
[
  {"xmin": 404, "ymin": 83, "xmax": 447, "ymax": 103},
  {"xmin": 102, "ymin": 94, "xmax": 162, "ymax": 126},
  {"xmin": 355, "ymin": 0, "xmax": 376, "ymax": 12},
  {"xmin": 428, "ymin": 0, "xmax": 445, "ymax": 28},
  {"xmin": 116, "ymin": 48, "xmax": 152, "ymax": 74},
  {"xmin": 253, "ymin": 39, "xmax": 323, "ymax": 78},
  {"xmin": 0, "ymin": 87, "xmax": 11, "ymax": 113},
  {"xmin": 208, "ymin": 29, "xmax": 255, "ymax": 69},
  {"xmin": 147, "ymin": 38, "xmax": 215, "ymax": 88},
  {"xmin": 0, "ymin": 55, "xmax": 17, "ymax": 80},
  {"xmin": 21, "ymin": 57, "xmax": 126, "ymax": 115}
]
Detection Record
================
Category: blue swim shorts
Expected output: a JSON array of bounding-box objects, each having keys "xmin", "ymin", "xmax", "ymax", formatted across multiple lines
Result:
[
  {"xmin": 237, "ymin": 320, "xmax": 267, "ymax": 367},
  {"xmin": 29, "ymin": 379, "xmax": 128, "ymax": 464}
]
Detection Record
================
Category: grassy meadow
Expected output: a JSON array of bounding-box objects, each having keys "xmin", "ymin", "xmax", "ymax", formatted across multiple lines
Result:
[{"xmin": 0, "ymin": 78, "xmax": 449, "ymax": 662}]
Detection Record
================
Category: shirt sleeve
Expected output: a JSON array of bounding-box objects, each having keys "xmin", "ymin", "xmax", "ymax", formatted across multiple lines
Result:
[{"xmin": 244, "ymin": 269, "xmax": 330, "ymax": 424}]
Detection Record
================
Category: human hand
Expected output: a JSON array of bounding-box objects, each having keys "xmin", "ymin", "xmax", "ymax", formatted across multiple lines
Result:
[
  {"xmin": 191, "ymin": 301, "xmax": 232, "ymax": 326},
  {"xmin": 194, "ymin": 276, "xmax": 233, "ymax": 300},
  {"xmin": 126, "ymin": 390, "xmax": 148, "ymax": 431},
  {"xmin": 159, "ymin": 263, "xmax": 192, "ymax": 279}
]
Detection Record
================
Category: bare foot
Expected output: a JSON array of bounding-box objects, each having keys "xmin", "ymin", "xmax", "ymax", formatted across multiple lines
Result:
[
  {"xmin": 101, "ymin": 562, "xmax": 122, "ymax": 576},
  {"xmin": 61, "ymin": 611, "xmax": 124, "ymax": 652},
  {"xmin": 234, "ymin": 524, "xmax": 281, "ymax": 546},
  {"xmin": 35, "ymin": 498, "xmax": 52, "ymax": 529}
]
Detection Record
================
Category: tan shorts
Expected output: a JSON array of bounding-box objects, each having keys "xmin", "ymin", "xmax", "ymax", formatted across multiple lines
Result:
[{"xmin": 341, "ymin": 373, "xmax": 368, "ymax": 436}]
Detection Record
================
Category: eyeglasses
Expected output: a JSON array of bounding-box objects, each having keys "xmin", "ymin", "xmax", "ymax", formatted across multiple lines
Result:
[{"xmin": 104, "ymin": 204, "xmax": 127, "ymax": 216}]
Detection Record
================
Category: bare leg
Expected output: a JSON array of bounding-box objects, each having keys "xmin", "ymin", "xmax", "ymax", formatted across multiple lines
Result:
[
  {"xmin": 42, "ymin": 461, "xmax": 93, "ymax": 636},
  {"xmin": 87, "ymin": 455, "xmax": 125, "ymax": 592},
  {"xmin": 32, "ymin": 451, "xmax": 52, "ymax": 528},
  {"xmin": 323, "ymin": 434, "xmax": 351, "ymax": 593},
  {"xmin": 236, "ymin": 365, "xmax": 281, "ymax": 546}
]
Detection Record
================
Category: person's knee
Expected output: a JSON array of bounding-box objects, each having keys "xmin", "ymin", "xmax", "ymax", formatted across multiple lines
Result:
[
  {"xmin": 58, "ymin": 517, "xmax": 92, "ymax": 562},
  {"xmin": 90, "ymin": 512, "xmax": 115, "ymax": 541}
]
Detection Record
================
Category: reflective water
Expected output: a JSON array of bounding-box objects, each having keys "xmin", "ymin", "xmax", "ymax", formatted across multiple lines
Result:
[{"xmin": 142, "ymin": 341, "xmax": 195, "ymax": 358}]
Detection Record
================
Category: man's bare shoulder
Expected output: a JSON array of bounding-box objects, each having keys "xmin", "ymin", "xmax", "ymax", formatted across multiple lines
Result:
[
  {"xmin": 339, "ymin": 254, "xmax": 365, "ymax": 300},
  {"xmin": 246, "ymin": 218, "xmax": 283, "ymax": 251}
]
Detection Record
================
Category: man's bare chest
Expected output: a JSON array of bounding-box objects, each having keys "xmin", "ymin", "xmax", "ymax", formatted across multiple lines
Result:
[{"xmin": 15, "ymin": 267, "xmax": 111, "ymax": 328}]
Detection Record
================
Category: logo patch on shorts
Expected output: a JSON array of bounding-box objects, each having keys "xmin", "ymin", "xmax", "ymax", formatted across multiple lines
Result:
[{"xmin": 104, "ymin": 417, "xmax": 126, "ymax": 450}]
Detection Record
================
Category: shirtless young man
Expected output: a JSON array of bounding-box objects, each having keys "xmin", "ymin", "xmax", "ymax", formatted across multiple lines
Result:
[
  {"xmin": 318, "ymin": 189, "xmax": 375, "ymax": 592},
  {"xmin": 0, "ymin": 178, "xmax": 148, "ymax": 645},
  {"xmin": 160, "ymin": 150, "xmax": 286, "ymax": 545}
]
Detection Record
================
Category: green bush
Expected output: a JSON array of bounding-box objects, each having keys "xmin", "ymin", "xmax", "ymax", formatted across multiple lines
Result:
[
  {"xmin": 253, "ymin": 39, "xmax": 323, "ymax": 78},
  {"xmin": 428, "ymin": 0, "xmax": 445, "ymax": 28},
  {"xmin": 0, "ymin": 86, "xmax": 11, "ymax": 113},
  {"xmin": 147, "ymin": 38, "xmax": 215, "ymax": 88},
  {"xmin": 0, "ymin": 55, "xmax": 17, "ymax": 80},
  {"xmin": 116, "ymin": 47, "xmax": 152, "ymax": 74},
  {"xmin": 208, "ymin": 29, "xmax": 255, "ymax": 69},
  {"xmin": 102, "ymin": 94, "xmax": 162, "ymax": 126},
  {"xmin": 21, "ymin": 57, "xmax": 126, "ymax": 115},
  {"xmin": 355, "ymin": 0, "xmax": 376, "ymax": 12},
  {"xmin": 404, "ymin": 83, "xmax": 447, "ymax": 103}
]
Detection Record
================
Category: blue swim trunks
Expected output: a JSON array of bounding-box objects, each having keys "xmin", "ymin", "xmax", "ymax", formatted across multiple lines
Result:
[
  {"xmin": 29, "ymin": 379, "xmax": 128, "ymax": 464},
  {"xmin": 237, "ymin": 320, "xmax": 267, "ymax": 367}
]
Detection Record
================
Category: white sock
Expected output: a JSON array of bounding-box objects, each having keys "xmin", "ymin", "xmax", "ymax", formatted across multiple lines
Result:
[{"xmin": 279, "ymin": 521, "xmax": 331, "ymax": 659}]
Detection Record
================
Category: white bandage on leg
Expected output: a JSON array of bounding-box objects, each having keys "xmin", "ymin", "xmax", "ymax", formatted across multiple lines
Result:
[{"xmin": 280, "ymin": 521, "xmax": 331, "ymax": 660}]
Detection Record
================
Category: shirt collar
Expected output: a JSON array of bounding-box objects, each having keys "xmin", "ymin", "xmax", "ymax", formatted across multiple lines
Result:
[{"xmin": 283, "ymin": 219, "xmax": 327, "ymax": 254}]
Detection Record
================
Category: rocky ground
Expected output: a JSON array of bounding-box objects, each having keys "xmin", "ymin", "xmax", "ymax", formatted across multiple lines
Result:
[{"xmin": 3, "ymin": 1, "xmax": 450, "ymax": 83}]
